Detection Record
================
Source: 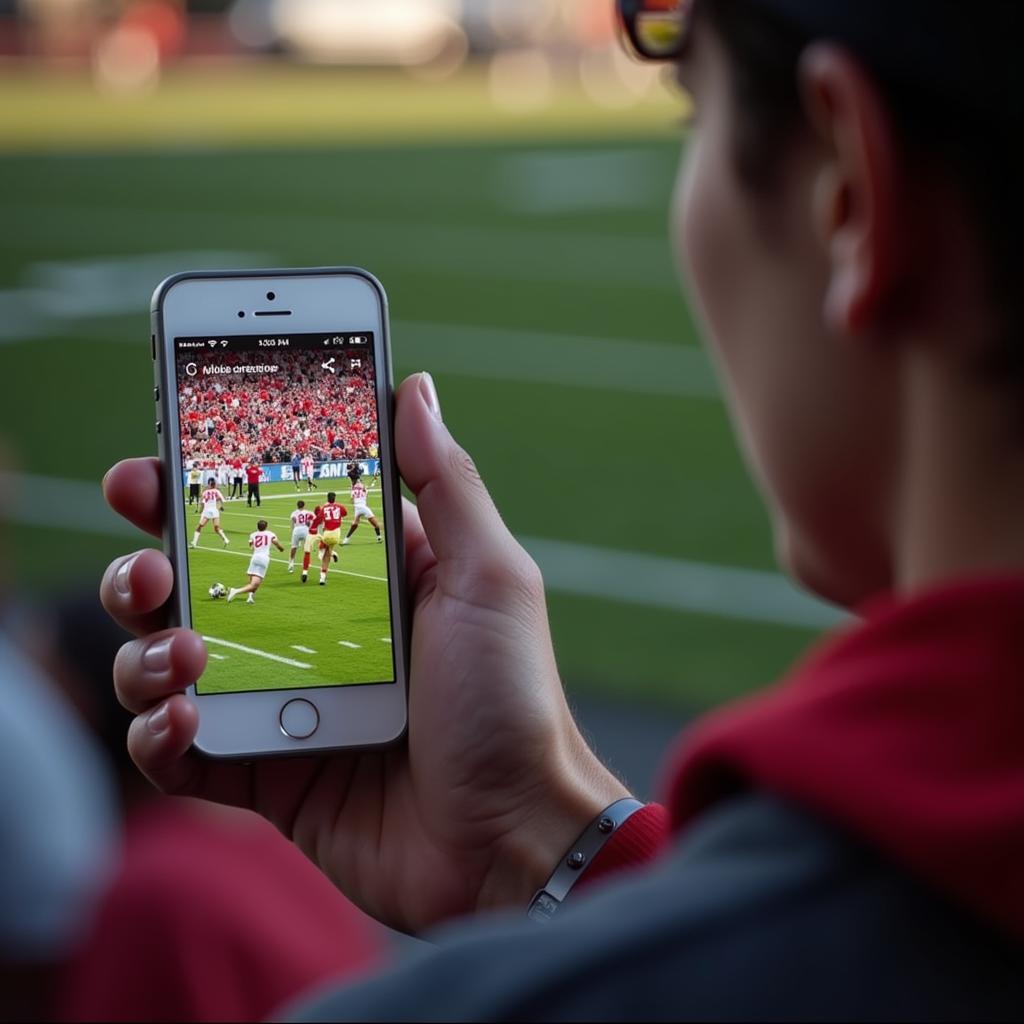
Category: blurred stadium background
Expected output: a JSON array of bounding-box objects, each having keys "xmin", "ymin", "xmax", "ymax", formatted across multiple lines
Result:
[{"xmin": 0, "ymin": 0, "xmax": 837, "ymax": 737}]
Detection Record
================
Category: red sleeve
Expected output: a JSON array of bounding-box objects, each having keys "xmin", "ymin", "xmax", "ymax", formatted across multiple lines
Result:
[{"xmin": 578, "ymin": 803, "xmax": 671, "ymax": 891}]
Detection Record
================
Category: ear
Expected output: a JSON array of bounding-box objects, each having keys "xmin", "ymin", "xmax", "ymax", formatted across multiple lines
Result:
[{"xmin": 798, "ymin": 44, "xmax": 908, "ymax": 336}]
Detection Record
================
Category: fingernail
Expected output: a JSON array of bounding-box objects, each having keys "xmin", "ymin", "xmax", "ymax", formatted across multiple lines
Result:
[
  {"xmin": 419, "ymin": 372, "xmax": 442, "ymax": 421},
  {"xmin": 113, "ymin": 554, "xmax": 139, "ymax": 596},
  {"xmin": 142, "ymin": 638, "xmax": 172, "ymax": 672},
  {"xmin": 147, "ymin": 703, "xmax": 170, "ymax": 736}
]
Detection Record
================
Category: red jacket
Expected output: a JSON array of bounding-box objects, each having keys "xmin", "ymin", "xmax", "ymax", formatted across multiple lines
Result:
[{"xmin": 589, "ymin": 575, "xmax": 1024, "ymax": 938}]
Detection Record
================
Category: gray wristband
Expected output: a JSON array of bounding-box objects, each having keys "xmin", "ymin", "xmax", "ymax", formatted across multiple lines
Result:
[{"xmin": 527, "ymin": 797, "xmax": 646, "ymax": 922}]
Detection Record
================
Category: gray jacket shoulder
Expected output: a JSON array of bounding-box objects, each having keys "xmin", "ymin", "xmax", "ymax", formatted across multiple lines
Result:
[{"xmin": 291, "ymin": 793, "xmax": 1024, "ymax": 1022}]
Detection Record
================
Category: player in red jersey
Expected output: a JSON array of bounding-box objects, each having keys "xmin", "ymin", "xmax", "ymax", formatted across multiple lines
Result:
[
  {"xmin": 191, "ymin": 478, "xmax": 229, "ymax": 548},
  {"xmin": 317, "ymin": 492, "xmax": 347, "ymax": 585},
  {"xmin": 300, "ymin": 505, "xmax": 324, "ymax": 584}
]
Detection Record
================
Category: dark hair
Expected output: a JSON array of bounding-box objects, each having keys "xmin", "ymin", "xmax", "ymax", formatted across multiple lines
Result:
[
  {"xmin": 699, "ymin": 0, "xmax": 1023, "ymax": 384},
  {"xmin": 207, "ymin": 477, "xmax": 216, "ymax": 485},
  {"xmin": 327, "ymin": 491, "xmax": 336, "ymax": 502},
  {"xmin": 297, "ymin": 499, "xmax": 305, "ymax": 508},
  {"xmin": 257, "ymin": 519, "xmax": 268, "ymax": 531}
]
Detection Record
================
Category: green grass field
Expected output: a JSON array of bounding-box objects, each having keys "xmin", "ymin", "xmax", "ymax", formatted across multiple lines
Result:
[
  {"xmin": 185, "ymin": 482, "xmax": 395, "ymax": 694},
  {"xmin": 0, "ymin": 65, "xmax": 825, "ymax": 712}
]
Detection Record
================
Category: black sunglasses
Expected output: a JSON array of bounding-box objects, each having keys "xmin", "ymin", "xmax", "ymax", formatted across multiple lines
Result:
[{"xmin": 617, "ymin": 0, "xmax": 691, "ymax": 61}]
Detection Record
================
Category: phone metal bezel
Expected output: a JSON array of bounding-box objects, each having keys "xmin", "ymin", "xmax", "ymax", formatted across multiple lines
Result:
[{"xmin": 152, "ymin": 267, "xmax": 409, "ymax": 759}]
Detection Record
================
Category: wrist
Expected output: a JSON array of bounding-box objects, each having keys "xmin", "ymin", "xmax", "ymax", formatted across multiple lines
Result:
[{"xmin": 475, "ymin": 731, "xmax": 630, "ymax": 914}]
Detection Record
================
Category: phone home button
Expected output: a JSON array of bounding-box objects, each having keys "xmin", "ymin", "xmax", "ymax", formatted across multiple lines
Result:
[{"xmin": 279, "ymin": 698, "xmax": 320, "ymax": 740}]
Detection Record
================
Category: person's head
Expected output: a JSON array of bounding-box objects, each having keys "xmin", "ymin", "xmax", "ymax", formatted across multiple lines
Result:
[
  {"xmin": 327, "ymin": 492, "xmax": 336, "ymax": 503},
  {"xmin": 297, "ymin": 500, "xmax": 305, "ymax": 509},
  {"xmin": 207, "ymin": 477, "xmax": 215, "ymax": 486},
  {"xmin": 257, "ymin": 519, "xmax": 268, "ymax": 531},
  {"xmin": 623, "ymin": 0, "xmax": 1023, "ymax": 607}
]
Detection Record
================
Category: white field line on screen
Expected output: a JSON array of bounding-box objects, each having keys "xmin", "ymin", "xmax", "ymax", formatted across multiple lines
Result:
[
  {"xmin": 214, "ymin": 505, "xmax": 378, "ymax": 529},
  {"xmin": 291, "ymin": 645, "xmax": 317, "ymax": 654},
  {"xmin": 380, "ymin": 638, "xmax": 392, "ymax": 644},
  {"xmin": 5, "ymin": 471, "xmax": 842, "ymax": 631},
  {"xmin": 189, "ymin": 544, "xmax": 387, "ymax": 583},
  {"xmin": 208, "ymin": 653, "xmax": 228, "ymax": 660},
  {"xmin": 338, "ymin": 641, "xmax": 361, "ymax": 649},
  {"xmin": 217, "ymin": 490, "xmax": 378, "ymax": 505},
  {"xmin": 202, "ymin": 635, "xmax": 312, "ymax": 669}
]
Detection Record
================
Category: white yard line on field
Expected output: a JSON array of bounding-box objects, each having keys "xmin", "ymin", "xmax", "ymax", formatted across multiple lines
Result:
[
  {"xmin": 380, "ymin": 638, "xmax": 392, "ymax": 643},
  {"xmin": 0, "ymin": 254, "xmax": 716, "ymax": 399},
  {"xmin": 202, "ymin": 635, "xmax": 312, "ymax": 669},
  {"xmin": 291, "ymin": 645, "xmax": 317, "ymax": 654},
  {"xmin": 208, "ymin": 652, "xmax": 228, "ymax": 660},
  {"xmin": 1, "ymin": 211, "xmax": 676, "ymax": 309},
  {"xmin": 518, "ymin": 536, "xmax": 845, "ymax": 631},
  {"xmin": 338, "ymin": 641, "xmax": 361, "ymax": 649}
]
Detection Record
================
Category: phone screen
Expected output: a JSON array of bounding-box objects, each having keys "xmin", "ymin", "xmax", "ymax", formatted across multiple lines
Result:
[{"xmin": 173, "ymin": 332, "xmax": 396, "ymax": 695}]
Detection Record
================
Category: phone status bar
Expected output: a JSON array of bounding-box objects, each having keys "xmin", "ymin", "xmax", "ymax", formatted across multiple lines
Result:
[{"xmin": 174, "ymin": 332, "xmax": 374, "ymax": 353}]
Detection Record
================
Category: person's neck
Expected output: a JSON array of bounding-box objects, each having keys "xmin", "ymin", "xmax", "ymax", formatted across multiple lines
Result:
[{"xmin": 895, "ymin": 345, "xmax": 1024, "ymax": 593}]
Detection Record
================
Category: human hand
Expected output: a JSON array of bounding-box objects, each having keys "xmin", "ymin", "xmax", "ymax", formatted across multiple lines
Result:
[{"xmin": 101, "ymin": 373, "xmax": 627, "ymax": 934}]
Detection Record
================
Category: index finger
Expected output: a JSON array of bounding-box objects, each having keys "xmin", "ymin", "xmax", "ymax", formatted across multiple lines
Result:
[{"xmin": 103, "ymin": 457, "xmax": 163, "ymax": 539}]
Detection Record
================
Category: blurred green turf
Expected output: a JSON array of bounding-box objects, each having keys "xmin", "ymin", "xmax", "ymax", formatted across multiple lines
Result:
[{"xmin": 0, "ymin": 71, "xmax": 822, "ymax": 711}]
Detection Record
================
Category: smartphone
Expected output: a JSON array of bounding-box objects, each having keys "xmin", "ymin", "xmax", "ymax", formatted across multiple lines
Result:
[{"xmin": 151, "ymin": 268, "xmax": 408, "ymax": 758}]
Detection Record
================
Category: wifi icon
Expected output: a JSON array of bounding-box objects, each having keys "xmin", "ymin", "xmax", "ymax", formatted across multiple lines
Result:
[{"xmin": 207, "ymin": 340, "xmax": 217, "ymax": 348}]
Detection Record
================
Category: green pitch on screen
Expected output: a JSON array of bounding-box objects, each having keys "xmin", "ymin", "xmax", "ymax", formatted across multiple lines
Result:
[{"xmin": 186, "ymin": 483, "xmax": 395, "ymax": 694}]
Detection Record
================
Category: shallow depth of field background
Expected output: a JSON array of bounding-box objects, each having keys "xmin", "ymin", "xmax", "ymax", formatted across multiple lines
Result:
[{"xmin": 0, "ymin": 0, "xmax": 836, "ymax": 719}]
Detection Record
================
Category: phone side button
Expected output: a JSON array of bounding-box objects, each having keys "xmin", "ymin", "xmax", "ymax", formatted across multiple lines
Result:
[
  {"xmin": 155, "ymin": 421, "xmax": 162, "ymax": 434},
  {"xmin": 279, "ymin": 698, "xmax": 320, "ymax": 740}
]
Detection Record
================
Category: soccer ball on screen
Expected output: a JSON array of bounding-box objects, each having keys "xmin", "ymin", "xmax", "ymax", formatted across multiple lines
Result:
[{"xmin": 209, "ymin": 583, "xmax": 227, "ymax": 599}]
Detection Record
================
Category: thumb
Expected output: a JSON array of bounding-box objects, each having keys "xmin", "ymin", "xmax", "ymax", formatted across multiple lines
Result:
[{"xmin": 395, "ymin": 373, "xmax": 520, "ymax": 572}]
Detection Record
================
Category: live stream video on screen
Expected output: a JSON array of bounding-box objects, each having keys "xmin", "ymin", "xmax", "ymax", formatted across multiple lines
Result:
[{"xmin": 174, "ymin": 333, "xmax": 396, "ymax": 694}]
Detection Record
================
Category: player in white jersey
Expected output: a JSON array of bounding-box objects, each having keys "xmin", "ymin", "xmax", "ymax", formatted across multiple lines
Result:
[
  {"xmin": 288, "ymin": 499, "xmax": 317, "ymax": 572},
  {"xmin": 218, "ymin": 461, "xmax": 233, "ymax": 494},
  {"xmin": 300, "ymin": 453, "xmax": 316, "ymax": 491},
  {"xmin": 228, "ymin": 519, "xmax": 284, "ymax": 604},
  {"xmin": 191, "ymin": 478, "xmax": 230, "ymax": 548},
  {"xmin": 342, "ymin": 479, "xmax": 382, "ymax": 544}
]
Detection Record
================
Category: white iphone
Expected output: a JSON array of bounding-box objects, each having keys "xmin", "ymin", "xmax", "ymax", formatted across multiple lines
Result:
[{"xmin": 151, "ymin": 268, "xmax": 408, "ymax": 758}]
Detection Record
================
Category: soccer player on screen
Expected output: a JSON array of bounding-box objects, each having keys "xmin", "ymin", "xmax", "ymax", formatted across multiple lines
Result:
[
  {"xmin": 191, "ymin": 478, "xmax": 229, "ymax": 548},
  {"xmin": 319, "ymin": 492, "xmax": 347, "ymax": 585},
  {"xmin": 227, "ymin": 519, "xmax": 284, "ymax": 604},
  {"xmin": 302, "ymin": 453, "xmax": 317, "ymax": 491},
  {"xmin": 300, "ymin": 505, "xmax": 323, "ymax": 584},
  {"xmin": 186, "ymin": 462, "xmax": 202, "ymax": 509},
  {"xmin": 288, "ymin": 499, "xmax": 317, "ymax": 573},
  {"xmin": 342, "ymin": 479, "xmax": 382, "ymax": 545}
]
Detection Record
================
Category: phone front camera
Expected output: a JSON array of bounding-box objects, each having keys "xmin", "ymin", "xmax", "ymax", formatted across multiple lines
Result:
[
  {"xmin": 266, "ymin": 291, "xmax": 276, "ymax": 301},
  {"xmin": 237, "ymin": 310, "xmax": 245, "ymax": 318}
]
